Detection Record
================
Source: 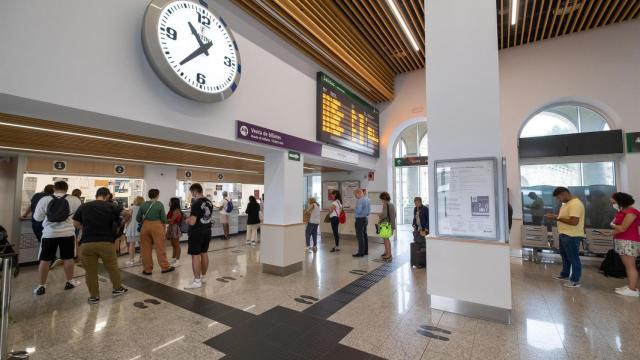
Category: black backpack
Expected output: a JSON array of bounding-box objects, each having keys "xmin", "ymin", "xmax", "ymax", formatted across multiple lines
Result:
[
  {"xmin": 600, "ymin": 249, "xmax": 626, "ymax": 278},
  {"xmin": 46, "ymin": 195, "xmax": 70, "ymax": 223}
]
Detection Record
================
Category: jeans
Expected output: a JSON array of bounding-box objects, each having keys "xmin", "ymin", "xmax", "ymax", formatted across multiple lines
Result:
[
  {"xmin": 559, "ymin": 234, "xmax": 582, "ymax": 283},
  {"xmin": 330, "ymin": 217, "xmax": 340, "ymax": 247},
  {"xmin": 355, "ymin": 218, "xmax": 368, "ymax": 255},
  {"xmin": 305, "ymin": 223, "xmax": 319, "ymax": 247}
]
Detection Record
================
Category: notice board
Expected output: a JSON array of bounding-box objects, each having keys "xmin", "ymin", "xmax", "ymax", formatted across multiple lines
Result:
[{"xmin": 434, "ymin": 158, "xmax": 499, "ymax": 240}]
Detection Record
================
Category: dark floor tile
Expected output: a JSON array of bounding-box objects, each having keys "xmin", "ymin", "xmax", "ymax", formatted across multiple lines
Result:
[
  {"xmin": 193, "ymin": 301, "xmax": 239, "ymax": 319},
  {"xmin": 289, "ymin": 321, "xmax": 353, "ymax": 359},
  {"xmin": 260, "ymin": 306, "xmax": 323, "ymax": 330},
  {"xmin": 303, "ymin": 299, "xmax": 344, "ymax": 319},
  {"xmin": 320, "ymin": 344, "xmax": 374, "ymax": 360},
  {"xmin": 216, "ymin": 309, "xmax": 257, "ymax": 327},
  {"xmin": 263, "ymin": 322, "xmax": 305, "ymax": 348},
  {"xmin": 329, "ymin": 291, "xmax": 358, "ymax": 304}
]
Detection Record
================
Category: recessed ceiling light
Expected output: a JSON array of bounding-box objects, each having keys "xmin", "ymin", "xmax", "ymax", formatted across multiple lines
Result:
[
  {"xmin": 511, "ymin": 0, "xmax": 519, "ymax": 25},
  {"xmin": 385, "ymin": 0, "xmax": 420, "ymax": 52}
]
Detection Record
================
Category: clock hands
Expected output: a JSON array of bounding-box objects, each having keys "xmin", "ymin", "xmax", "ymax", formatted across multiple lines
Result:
[
  {"xmin": 188, "ymin": 21, "xmax": 209, "ymax": 56},
  {"xmin": 179, "ymin": 41, "xmax": 213, "ymax": 65}
]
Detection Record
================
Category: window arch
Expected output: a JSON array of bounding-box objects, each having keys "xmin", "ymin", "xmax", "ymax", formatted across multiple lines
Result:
[
  {"xmin": 394, "ymin": 139, "xmax": 407, "ymax": 158},
  {"xmin": 419, "ymin": 134, "xmax": 428, "ymax": 156},
  {"xmin": 520, "ymin": 104, "xmax": 611, "ymax": 138}
]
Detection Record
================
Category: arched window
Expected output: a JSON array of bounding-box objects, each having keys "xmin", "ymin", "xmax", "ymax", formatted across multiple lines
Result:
[
  {"xmin": 520, "ymin": 104, "xmax": 610, "ymax": 138},
  {"xmin": 518, "ymin": 104, "xmax": 616, "ymax": 228},
  {"xmin": 419, "ymin": 134, "xmax": 428, "ymax": 156},
  {"xmin": 394, "ymin": 139, "xmax": 407, "ymax": 158}
]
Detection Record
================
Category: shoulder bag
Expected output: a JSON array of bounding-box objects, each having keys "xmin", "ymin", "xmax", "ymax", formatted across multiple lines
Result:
[
  {"xmin": 377, "ymin": 202, "xmax": 393, "ymax": 239},
  {"xmin": 137, "ymin": 201, "xmax": 156, "ymax": 232}
]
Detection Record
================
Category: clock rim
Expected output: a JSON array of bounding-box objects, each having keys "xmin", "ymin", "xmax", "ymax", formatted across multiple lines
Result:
[{"xmin": 142, "ymin": 0, "xmax": 242, "ymax": 103}]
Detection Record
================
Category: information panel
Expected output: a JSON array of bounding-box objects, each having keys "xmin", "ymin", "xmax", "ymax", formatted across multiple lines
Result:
[
  {"xmin": 434, "ymin": 158, "xmax": 499, "ymax": 240},
  {"xmin": 316, "ymin": 72, "xmax": 380, "ymax": 158}
]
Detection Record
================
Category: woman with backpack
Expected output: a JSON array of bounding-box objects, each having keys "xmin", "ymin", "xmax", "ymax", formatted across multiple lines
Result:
[
  {"xmin": 378, "ymin": 192, "xmax": 397, "ymax": 262},
  {"xmin": 610, "ymin": 192, "xmax": 640, "ymax": 297},
  {"xmin": 166, "ymin": 197, "xmax": 183, "ymax": 265},
  {"xmin": 328, "ymin": 190, "xmax": 343, "ymax": 253}
]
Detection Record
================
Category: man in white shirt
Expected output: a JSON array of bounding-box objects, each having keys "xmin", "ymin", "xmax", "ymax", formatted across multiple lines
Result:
[
  {"xmin": 33, "ymin": 181, "xmax": 82, "ymax": 295},
  {"xmin": 218, "ymin": 191, "xmax": 231, "ymax": 240}
]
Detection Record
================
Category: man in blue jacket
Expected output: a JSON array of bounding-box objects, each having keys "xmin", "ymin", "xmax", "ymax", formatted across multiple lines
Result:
[{"xmin": 413, "ymin": 197, "xmax": 429, "ymax": 243}]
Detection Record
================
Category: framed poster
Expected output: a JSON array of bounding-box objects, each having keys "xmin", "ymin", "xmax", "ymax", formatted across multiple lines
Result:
[
  {"xmin": 340, "ymin": 181, "xmax": 360, "ymax": 210},
  {"xmin": 322, "ymin": 181, "xmax": 340, "ymax": 210},
  {"xmin": 434, "ymin": 158, "xmax": 499, "ymax": 240}
]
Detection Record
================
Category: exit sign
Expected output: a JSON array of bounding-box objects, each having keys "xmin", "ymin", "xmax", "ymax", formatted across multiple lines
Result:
[
  {"xmin": 627, "ymin": 132, "xmax": 640, "ymax": 153},
  {"xmin": 288, "ymin": 151, "xmax": 301, "ymax": 161}
]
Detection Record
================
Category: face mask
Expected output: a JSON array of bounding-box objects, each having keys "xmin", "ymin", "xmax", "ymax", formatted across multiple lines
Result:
[{"xmin": 612, "ymin": 203, "xmax": 620, "ymax": 211}]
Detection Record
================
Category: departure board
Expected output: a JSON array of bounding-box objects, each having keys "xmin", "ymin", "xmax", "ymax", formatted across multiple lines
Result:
[{"xmin": 316, "ymin": 72, "xmax": 380, "ymax": 158}]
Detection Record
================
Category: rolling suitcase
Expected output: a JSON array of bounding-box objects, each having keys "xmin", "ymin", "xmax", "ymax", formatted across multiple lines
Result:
[{"xmin": 411, "ymin": 242, "xmax": 426, "ymax": 268}]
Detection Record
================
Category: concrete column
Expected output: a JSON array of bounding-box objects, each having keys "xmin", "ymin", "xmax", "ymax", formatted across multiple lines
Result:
[
  {"xmin": 143, "ymin": 164, "xmax": 177, "ymax": 210},
  {"xmin": 426, "ymin": 0, "xmax": 512, "ymax": 323},
  {"xmin": 261, "ymin": 150, "xmax": 305, "ymax": 276}
]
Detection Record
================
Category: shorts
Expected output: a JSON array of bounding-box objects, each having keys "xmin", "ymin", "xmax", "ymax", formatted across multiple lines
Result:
[
  {"xmin": 188, "ymin": 230, "xmax": 212, "ymax": 255},
  {"xmin": 127, "ymin": 236, "xmax": 139, "ymax": 244},
  {"xmin": 615, "ymin": 239, "xmax": 640, "ymax": 257},
  {"xmin": 220, "ymin": 213, "xmax": 229, "ymax": 224},
  {"xmin": 39, "ymin": 236, "xmax": 75, "ymax": 261}
]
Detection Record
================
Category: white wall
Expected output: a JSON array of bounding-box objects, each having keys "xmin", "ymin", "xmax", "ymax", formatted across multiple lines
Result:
[
  {"xmin": 500, "ymin": 20, "xmax": 640, "ymax": 217},
  {"xmin": 144, "ymin": 165, "xmax": 178, "ymax": 209}
]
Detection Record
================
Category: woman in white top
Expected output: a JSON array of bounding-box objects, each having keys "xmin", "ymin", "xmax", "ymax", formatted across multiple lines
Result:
[
  {"xmin": 125, "ymin": 196, "xmax": 144, "ymax": 266},
  {"xmin": 329, "ymin": 191, "xmax": 343, "ymax": 252},
  {"xmin": 304, "ymin": 197, "xmax": 321, "ymax": 252}
]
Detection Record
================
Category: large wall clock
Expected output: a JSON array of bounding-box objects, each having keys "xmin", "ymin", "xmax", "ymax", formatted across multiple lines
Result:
[{"xmin": 142, "ymin": 0, "xmax": 241, "ymax": 102}]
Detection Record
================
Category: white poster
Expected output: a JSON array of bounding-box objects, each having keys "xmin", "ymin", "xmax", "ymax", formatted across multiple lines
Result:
[
  {"xmin": 340, "ymin": 181, "xmax": 360, "ymax": 210},
  {"xmin": 322, "ymin": 181, "xmax": 340, "ymax": 210},
  {"xmin": 435, "ymin": 159, "xmax": 498, "ymax": 239}
]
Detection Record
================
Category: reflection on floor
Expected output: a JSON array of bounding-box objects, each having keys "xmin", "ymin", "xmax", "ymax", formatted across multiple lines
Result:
[{"xmin": 7, "ymin": 226, "xmax": 640, "ymax": 359}]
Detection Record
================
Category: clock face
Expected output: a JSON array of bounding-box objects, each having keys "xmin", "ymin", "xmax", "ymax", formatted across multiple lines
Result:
[{"xmin": 142, "ymin": 0, "xmax": 241, "ymax": 102}]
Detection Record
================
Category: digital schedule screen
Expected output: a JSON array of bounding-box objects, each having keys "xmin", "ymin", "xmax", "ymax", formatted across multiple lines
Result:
[{"xmin": 316, "ymin": 72, "xmax": 380, "ymax": 158}]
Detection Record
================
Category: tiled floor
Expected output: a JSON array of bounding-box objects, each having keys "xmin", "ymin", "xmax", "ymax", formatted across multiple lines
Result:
[{"xmin": 7, "ymin": 227, "xmax": 640, "ymax": 359}]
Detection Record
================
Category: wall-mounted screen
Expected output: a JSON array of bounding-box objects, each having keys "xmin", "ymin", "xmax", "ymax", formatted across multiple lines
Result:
[{"xmin": 316, "ymin": 72, "xmax": 380, "ymax": 158}]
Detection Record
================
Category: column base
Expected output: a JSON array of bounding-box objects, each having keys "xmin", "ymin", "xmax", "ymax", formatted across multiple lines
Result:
[
  {"xmin": 262, "ymin": 262, "xmax": 303, "ymax": 276},
  {"xmin": 430, "ymin": 295, "xmax": 511, "ymax": 324}
]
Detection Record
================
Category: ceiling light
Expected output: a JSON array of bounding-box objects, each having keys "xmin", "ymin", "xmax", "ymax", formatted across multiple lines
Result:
[
  {"xmin": 511, "ymin": 0, "xmax": 519, "ymax": 25},
  {"xmin": 385, "ymin": 0, "xmax": 420, "ymax": 52},
  {"xmin": 0, "ymin": 121, "xmax": 263, "ymax": 163},
  {"xmin": 0, "ymin": 146, "xmax": 261, "ymax": 174}
]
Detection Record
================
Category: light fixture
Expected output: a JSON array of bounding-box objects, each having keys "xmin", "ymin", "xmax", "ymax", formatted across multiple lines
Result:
[
  {"xmin": 385, "ymin": 0, "xmax": 420, "ymax": 52},
  {"xmin": 0, "ymin": 146, "xmax": 261, "ymax": 174},
  {"xmin": 511, "ymin": 0, "xmax": 519, "ymax": 25}
]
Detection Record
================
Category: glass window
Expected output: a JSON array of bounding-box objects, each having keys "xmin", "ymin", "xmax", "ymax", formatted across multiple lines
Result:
[
  {"xmin": 394, "ymin": 139, "xmax": 407, "ymax": 158},
  {"xmin": 393, "ymin": 122, "xmax": 429, "ymax": 224},
  {"xmin": 419, "ymin": 135, "xmax": 428, "ymax": 156},
  {"xmin": 520, "ymin": 104, "xmax": 610, "ymax": 138}
]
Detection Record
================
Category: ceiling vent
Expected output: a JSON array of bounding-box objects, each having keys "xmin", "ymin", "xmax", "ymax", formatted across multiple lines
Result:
[{"xmin": 554, "ymin": 0, "xmax": 583, "ymax": 16}]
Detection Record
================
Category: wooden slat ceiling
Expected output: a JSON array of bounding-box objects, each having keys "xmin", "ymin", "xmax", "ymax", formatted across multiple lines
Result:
[
  {"xmin": 231, "ymin": 0, "xmax": 638, "ymax": 103},
  {"xmin": 0, "ymin": 113, "xmax": 336, "ymax": 175},
  {"xmin": 498, "ymin": 0, "xmax": 640, "ymax": 49}
]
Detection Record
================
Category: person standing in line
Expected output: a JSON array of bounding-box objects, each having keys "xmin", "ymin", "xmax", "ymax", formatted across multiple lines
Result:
[
  {"xmin": 526, "ymin": 192, "xmax": 545, "ymax": 225},
  {"xmin": 304, "ymin": 197, "xmax": 320, "ymax": 252},
  {"xmin": 184, "ymin": 183, "xmax": 214, "ymax": 290},
  {"xmin": 166, "ymin": 197, "xmax": 183, "ymax": 265},
  {"xmin": 244, "ymin": 196, "xmax": 260, "ymax": 246},
  {"xmin": 71, "ymin": 189, "xmax": 83, "ymax": 264},
  {"xmin": 137, "ymin": 189, "xmax": 174, "ymax": 275},
  {"xmin": 353, "ymin": 189, "xmax": 370, "ymax": 257},
  {"xmin": 329, "ymin": 191, "xmax": 343, "ymax": 253},
  {"xmin": 610, "ymin": 192, "xmax": 640, "ymax": 297},
  {"xmin": 547, "ymin": 187, "xmax": 585, "ymax": 288},
  {"xmin": 33, "ymin": 181, "xmax": 82, "ymax": 295},
  {"xmin": 125, "ymin": 196, "xmax": 144, "ymax": 266},
  {"xmin": 379, "ymin": 192, "xmax": 397, "ymax": 261},
  {"xmin": 22, "ymin": 184, "xmax": 54, "ymax": 244},
  {"xmin": 413, "ymin": 197, "xmax": 430, "ymax": 243},
  {"xmin": 73, "ymin": 187, "xmax": 129, "ymax": 304},
  {"xmin": 218, "ymin": 191, "xmax": 232, "ymax": 240}
]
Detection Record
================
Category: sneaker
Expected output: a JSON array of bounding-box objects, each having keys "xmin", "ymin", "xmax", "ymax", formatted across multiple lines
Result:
[
  {"xmin": 88, "ymin": 297, "xmax": 100, "ymax": 304},
  {"xmin": 184, "ymin": 280, "xmax": 202, "ymax": 289},
  {"xmin": 246, "ymin": 240, "xmax": 252, "ymax": 245},
  {"xmin": 112, "ymin": 287, "xmax": 129, "ymax": 297},
  {"xmin": 50, "ymin": 259, "xmax": 64, "ymax": 269},
  {"xmin": 125, "ymin": 259, "xmax": 136, "ymax": 266},
  {"xmin": 563, "ymin": 281, "xmax": 581, "ymax": 288},
  {"xmin": 616, "ymin": 285, "xmax": 629, "ymax": 291},
  {"xmin": 312, "ymin": 246, "xmax": 317, "ymax": 252},
  {"xmin": 251, "ymin": 241, "xmax": 257, "ymax": 246},
  {"xmin": 553, "ymin": 275, "xmax": 570, "ymax": 281},
  {"xmin": 170, "ymin": 258, "xmax": 178, "ymax": 266},
  {"xmin": 33, "ymin": 285, "xmax": 46, "ymax": 296},
  {"xmin": 615, "ymin": 287, "xmax": 640, "ymax": 297},
  {"xmin": 161, "ymin": 266, "xmax": 175, "ymax": 274},
  {"xmin": 64, "ymin": 280, "xmax": 79, "ymax": 290}
]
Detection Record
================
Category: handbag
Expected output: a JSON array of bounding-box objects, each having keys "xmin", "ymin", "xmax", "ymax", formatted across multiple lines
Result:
[
  {"xmin": 137, "ymin": 201, "xmax": 156, "ymax": 232},
  {"xmin": 377, "ymin": 202, "xmax": 393, "ymax": 238}
]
